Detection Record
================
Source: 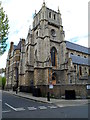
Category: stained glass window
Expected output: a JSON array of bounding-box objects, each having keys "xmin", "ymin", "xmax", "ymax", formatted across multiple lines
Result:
[{"xmin": 51, "ymin": 47, "xmax": 57, "ymax": 66}]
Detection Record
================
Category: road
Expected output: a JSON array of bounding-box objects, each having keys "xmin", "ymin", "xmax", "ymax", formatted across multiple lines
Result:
[{"xmin": 2, "ymin": 92, "xmax": 88, "ymax": 118}]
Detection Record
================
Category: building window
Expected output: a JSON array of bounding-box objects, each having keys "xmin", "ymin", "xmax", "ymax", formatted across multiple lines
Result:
[
  {"xmin": 49, "ymin": 12, "xmax": 51, "ymax": 18},
  {"xmin": 84, "ymin": 56, "xmax": 86, "ymax": 58},
  {"xmin": 26, "ymin": 47, "xmax": 28, "ymax": 64},
  {"xmin": 61, "ymin": 46, "xmax": 63, "ymax": 57},
  {"xmin": 54, "ymin": 14, "xmax": 56, "ymax": 20},
  {"xmin": 74, "ymin": 65, "xmax": 76, "ymax": 71},
  {"xmin": 51, "ymin": 47, "xmax": 57, "ymax": 66},
  {"xmin": 70, "ymin": 79, "xmax": 72, "ymax": 83},
  {"xmin": 85, "ymin": 67, "xmax": 87, "ymax": 73},
  {"xmin": 68, "ymin": 75, "xmax": 72, "ymax": 84},
  {"xmin": 71, "ymin": 53, "xmax": 73, "ymax": 55},
  {"xmin": 51, "ymin": 29, "xmax": 56, "ymax": 37},
  {"xmin": 36, "ymin": 31, "xmax": 38, "ymax": 37},
  {"xmin": 79, "ymin": 66, "xmax": 82, "ymax": 76},
  {"xmin": 89, "ymin": 67, "xmax": 90, "ymax": 75},
  {"xmin": 85, "ymin": 67, "xmax": 86, "ymax": 70},
  {"xmin": 52, "ymin": 73, "xmax": 56, "ymax": 80}
]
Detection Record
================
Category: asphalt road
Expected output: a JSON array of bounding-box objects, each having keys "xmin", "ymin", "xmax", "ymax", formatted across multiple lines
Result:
[{"xmin": 2, "ymin": 92, "xmax": 88, "ymax": 118}]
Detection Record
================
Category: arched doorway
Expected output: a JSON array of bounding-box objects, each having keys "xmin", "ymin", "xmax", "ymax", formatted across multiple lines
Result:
[{"xmin": 52, "ymin": 72, "xmax": 57, "ymax": 85}]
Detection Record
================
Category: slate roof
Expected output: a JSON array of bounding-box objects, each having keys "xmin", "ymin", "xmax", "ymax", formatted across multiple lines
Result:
[
  {"xmin": 70, "ymin": 54, "xmax": 90, "ymax": 66},
  {"xmin": 66, "ymin": 41, "xmax": 90, "ymax": 55},
  {"xmin": 13, "ymin": 41, "xmax": 21, "ymax": 51},
  {"xmin": 13, "ymin": 45, "xmax": 17, "ymax": 50}
]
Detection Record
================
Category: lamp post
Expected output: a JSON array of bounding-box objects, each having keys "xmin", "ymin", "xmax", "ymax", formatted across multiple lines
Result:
[
  {"xmin": 7, "ymin": 66, "xmax": 9, "ymax": 90},
  {"xmin": 15, "ymin": 62, "xmax": 19, "ymax": 94},
  {"xmin": 7, "ymin": 58, "xmax": 10, "ymax": 90},
  {"xmin": 47, "ymin": 69, "xmax": 52, "ymax": 101}
]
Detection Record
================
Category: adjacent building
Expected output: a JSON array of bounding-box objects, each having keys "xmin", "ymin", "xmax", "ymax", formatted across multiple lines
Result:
[{"xmin": 6, "ymin": 2, "xmax": 90, "ymax": 98}]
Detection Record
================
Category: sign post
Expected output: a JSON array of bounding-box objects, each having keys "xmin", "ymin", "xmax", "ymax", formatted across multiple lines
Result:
[
  {"xmin": 47, "ymin": 83, "xmax": 53, "ymax": 101},
  {"xmin": 49, "ymin": 84, "xmax": 53, "ymax": 89}
]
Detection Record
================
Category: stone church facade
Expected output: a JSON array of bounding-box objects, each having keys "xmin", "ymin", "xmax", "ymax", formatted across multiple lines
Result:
[{"xmin": 6, "ymin": 2, "xmax": 90, "ymax": 98}]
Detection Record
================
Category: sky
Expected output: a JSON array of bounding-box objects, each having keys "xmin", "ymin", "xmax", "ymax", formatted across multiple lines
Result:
[{"xmin": 0, "ymin": 0, "xmax": 89, "ymax": 69}]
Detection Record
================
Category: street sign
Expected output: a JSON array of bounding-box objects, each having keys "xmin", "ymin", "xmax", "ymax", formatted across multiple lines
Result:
[
  {"xmin": 49, "ymin": 84, "xmax": 53, "ymax": 89},
  {"xmin": 86, "ymin": 85, "xmax": 90, "ymax": 90}
]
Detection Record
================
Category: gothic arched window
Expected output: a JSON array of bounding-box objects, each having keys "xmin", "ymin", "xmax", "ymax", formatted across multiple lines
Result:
[
  {"xmin": 51, "ymin": 29, "xmax": 56, "ymax": 37},
  {"xmin": 54, "ymin": 14, "xmax": 56, "ymax": 20},
  {"xmin": 26, "ymin": 46, "xmax": 28, "ymax": 64},
  {"xmin": 49, "ymin": 12, "xmax": 51, "ymax": 18},
  {"xmin": 79, "ymin": 66, "xmax": 82, "ymax": 76},
  {"xmin": 51, "ymin": 47, "xmax": 57, "ymax": 66},
  {"xmin": 36, "ymin": 31, "xmax": 38, "ymax": 37},
  {"xmin": 89, "ymin": 67, "xmax": 90, "ymax": 75}
]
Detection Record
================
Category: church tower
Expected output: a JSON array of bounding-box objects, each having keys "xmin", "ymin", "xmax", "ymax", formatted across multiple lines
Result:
[{"xmin": 32, "ymin": 2, "xmax": 65, "ymax": 86}]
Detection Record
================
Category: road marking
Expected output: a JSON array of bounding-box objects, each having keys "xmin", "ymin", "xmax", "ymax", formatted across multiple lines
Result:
[
  {"xmin": 58, "ymin": 105, "xmax": 64, "ymax": 107},
  {"xmin": 5, "ymin": 103, "xmax": 17, "ymax": 111},
  {"xmin": 38, "ymin": 106, "xmax": 47, "ymax": 110},
  {"xmin": 15, "ymin": 108, "xmax": 25, "ymax": 111},
  {"xmin": 2, "ymin": 110, "xmax": 11, "ymax": 113},
  {"xmin": 28, "ymin": 107, "xmax": 37, "ymax": 111},
  {"xmin": 48, "ymin": 105, "xmax": 58, "ymax": 109},
  {"xmin": 5, "ymin": 103, "xmax": 25, "ymax": 111}
]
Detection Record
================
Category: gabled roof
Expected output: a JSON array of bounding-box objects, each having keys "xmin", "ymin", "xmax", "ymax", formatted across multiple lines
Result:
[
  {"xmin": 66, "ymin": 41, "xmax": 89, "ymax": 55},
  {"xmin": 70, "ymin": 54, "xmax": 90, "ymax": 66}
]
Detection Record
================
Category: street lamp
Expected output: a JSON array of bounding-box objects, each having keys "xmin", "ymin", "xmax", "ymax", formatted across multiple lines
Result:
[
  {"xmin": 15, "ymin": 61, "xmax": 19, "ymax": 94},
  {"xmin": 47, "ymin": 69, "xmax": 52, "ymax": 101},
  {"xmin": 7, "ymin": 58, "xmax": 10, "ymax": 90}
]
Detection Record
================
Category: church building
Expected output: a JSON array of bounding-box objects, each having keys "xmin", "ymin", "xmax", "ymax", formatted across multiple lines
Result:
[{"xmin": 6, "ymin": 2, "xmax": 90, "ymax": 98}]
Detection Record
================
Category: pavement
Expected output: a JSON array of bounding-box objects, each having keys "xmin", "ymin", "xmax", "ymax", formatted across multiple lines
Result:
[{"xmin": 3, "ymin": 90, "xmax": 89, "ymax": 107}]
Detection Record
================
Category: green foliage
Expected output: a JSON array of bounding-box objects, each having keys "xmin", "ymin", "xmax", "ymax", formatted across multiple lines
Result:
[
  {"xmin": 0, "ymin": 76, "xmax": 6, "ymax": 89},
  {"xmin": 2, "ymin": 77, "xmax": 6, "ymax": 87},
  {"xmin": 0, "ymin": 2, "xmax": 9, "ymax": 55},
  {"xmin": 0, "ymin": 76, "xmax": 2, "ymax": 86}
]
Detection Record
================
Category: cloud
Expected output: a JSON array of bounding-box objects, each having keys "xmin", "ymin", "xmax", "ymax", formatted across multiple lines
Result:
[
  {"xmin": 1, "ymin": 0, "xmax": 88, "ymax": 44},
  {"xmin": 69, "ymin": 35, "xmax": 88, "ymax": 47},
  {"xmin": 76, "ymin": 37, "xmax": 88, "ymax": 47},
  {"xmin": 69, "ymin": 37, "xmax": 80, "ymax": 43}
]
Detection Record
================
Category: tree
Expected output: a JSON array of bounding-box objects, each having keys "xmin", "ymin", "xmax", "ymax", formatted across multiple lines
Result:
[
  {"xmin": 0, "ymin": 2, "xmax": 9, "ymax": 55},
  {"xmin": 2, "ymin": 77, "xmax": 6, "ymax": 89},
  {"xmin": 0, "ymin": 76, "xmax": 2, "ymax": 87},
  {"xmin": 0, "ymin": 76, "xmax": 6, "ymax": 90}
]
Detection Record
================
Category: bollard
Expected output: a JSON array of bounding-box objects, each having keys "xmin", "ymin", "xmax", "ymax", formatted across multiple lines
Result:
[
  {"xmin": 47, "ymin": 92, "xmax": 50, "ymax": 101},
  {"xmin": 16, "ymin": 88, "xmax": 18, "ymax": 94}
]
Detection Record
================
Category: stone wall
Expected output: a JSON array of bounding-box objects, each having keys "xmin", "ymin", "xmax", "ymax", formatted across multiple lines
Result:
[
  {"xmin": 19, "ymin": 74, "xmax": 25, "ymax": 86},
  {"xmin": 34, "ymin": 68, "xmax": 49, "ymax": 86},
  {"xmin": 38, "ymin": 84, "xmax": 87, "ymax": 98},
  {"xmin": 25, "ymin": 71, "xmax": 34, "ymax": 86},
  {"xmin": 52, "ymin": 70, "xmax": 67, "ymax": 84}
]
